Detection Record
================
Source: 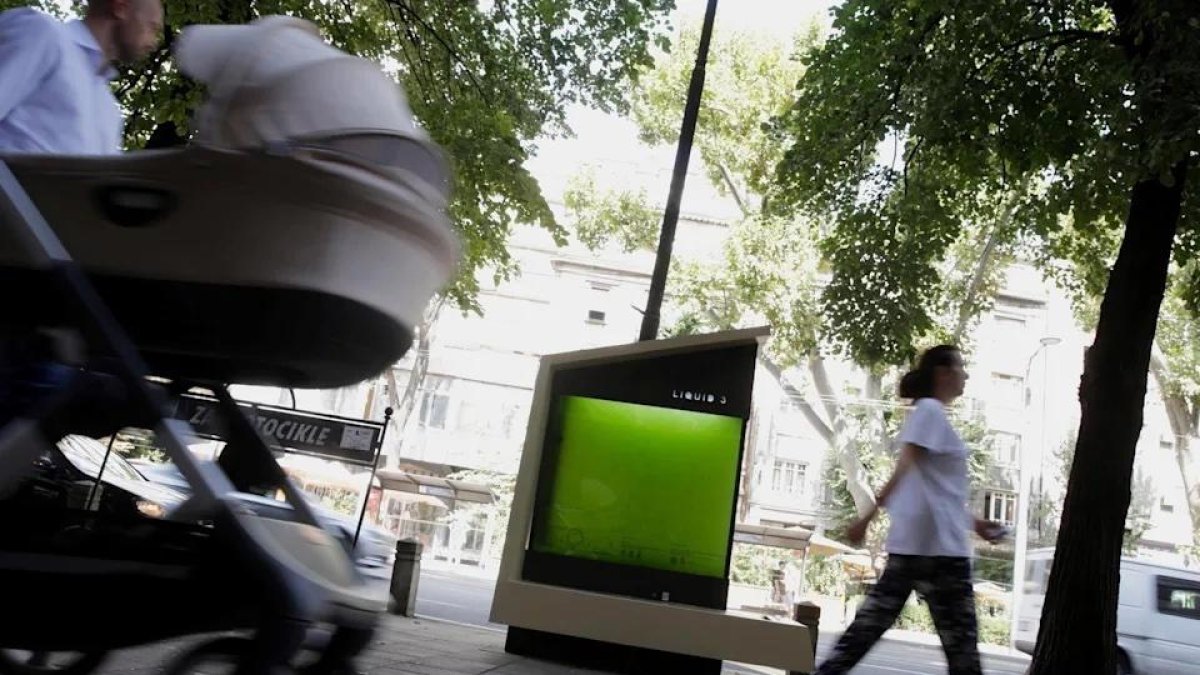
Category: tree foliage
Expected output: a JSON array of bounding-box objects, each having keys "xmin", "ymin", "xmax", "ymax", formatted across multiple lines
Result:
[
  {"xmin": 772, "ymin": 0, "xmax": 1198, "ymax": 368},
  {"xmin": 772, "ymin": 1, "xmax": 1200, "ymax": 670},
  {"xmin": 1, "ymin": 0, "xmax": 677, "ymax": 311},
  {"xmin": 565, "ymin": 20, "xmax": 1015, "ymax": 528},
  {"xmin": 562, "ymin": 169, "xmax": 661, "ymax": 254}
]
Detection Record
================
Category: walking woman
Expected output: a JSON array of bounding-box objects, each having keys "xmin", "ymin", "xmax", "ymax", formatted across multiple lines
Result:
[{"xmin": 814, "ymin": 345, "xmax": 1006, "ymax": 675}]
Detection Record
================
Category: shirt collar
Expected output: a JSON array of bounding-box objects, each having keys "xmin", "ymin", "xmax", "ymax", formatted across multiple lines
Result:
[{"xmin": 67, "ymin": 19, "xmax": 118, "ymax": 81}]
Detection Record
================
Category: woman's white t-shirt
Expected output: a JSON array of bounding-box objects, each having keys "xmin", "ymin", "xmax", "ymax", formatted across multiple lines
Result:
[{"xmin": 883, "ymin": 398, "xmax": 973, "ymax": 558}]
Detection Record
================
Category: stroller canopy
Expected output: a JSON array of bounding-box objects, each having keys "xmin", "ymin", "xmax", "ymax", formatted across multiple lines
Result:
[
  {"xmin": 176, "ymin": 15, "xmax": 450, "ymax": 199},
  {"xmin": 0, "ymin": 15, "xmax": 459, "ymax": 388}
]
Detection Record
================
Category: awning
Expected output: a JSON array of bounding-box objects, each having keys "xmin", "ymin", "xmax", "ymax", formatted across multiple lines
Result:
[
  {"xmin": 732, "ymin": 524, "xmax": 867, "ymax": 557},
  {"xmin": 733, "ymin": 523, "xmax": 812, "ymax": 550},
  {"xmin": 807, "ymin": 533, "xmax": 864, "ymax": 557},
  {"xmin": 376, "ymin": 469, "xmax": 495, "ymax": 505}
]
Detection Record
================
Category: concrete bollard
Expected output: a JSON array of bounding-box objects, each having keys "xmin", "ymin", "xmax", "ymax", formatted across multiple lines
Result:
[
  {"xmin": 389, "ymin": 539, "xmax": 423, "ymax": 617},
  {"xmin": 790, "ymin": 601, "xmax": 821, "ymax": 675}
]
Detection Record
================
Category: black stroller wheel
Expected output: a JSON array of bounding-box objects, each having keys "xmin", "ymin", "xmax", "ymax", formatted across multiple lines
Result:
[
  {"xmin": 162, "ymin": 635, "xmax": 363, "ymax": 675},
  {"xmin": 0, "ymin": 650, "xmax": 107, "ymax": 675},
  {"xmin": 162, "ymin": 637, "xmax": 279, "ymax": 675}
]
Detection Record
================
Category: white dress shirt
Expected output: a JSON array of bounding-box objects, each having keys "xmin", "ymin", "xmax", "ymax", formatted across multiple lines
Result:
[{"xmin": 0, "ymin": 8, "xmax": 122, "ymax": 155}]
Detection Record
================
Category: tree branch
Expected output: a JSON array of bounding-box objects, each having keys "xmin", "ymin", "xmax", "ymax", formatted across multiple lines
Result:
[
  {"xmin": 952, "ymin": 188, "xmax": 1025, "ymax": 342},
  {"xmin": 1150, "ymin": 349, "xmax": 1191, "ymax": 437},
  {"xmin": 808, "ymin": 353, "xmax": 843, "ymax": 432},
  {"xmin": 757, "ymin": 354, "xmax": 833, "ymax": 443},
  {"xmin": 999, "ymin": 28, "xmax": 1115, "ymax": 53},
  {"xmin": 388, "ymin": 295, "xmax": 447, "ymax": 452},
  {"xmin": 718, "ymin": 161, "xmax": 750, "ymax": 217},
  {"xmin": 972, "ymin": 28, "xmax": 1116, "ymax": 85},
  {"xmin": 381, "ymin": 0, "xmax": 491, "ymax": 104},
  {"xmin": 809, "ymin": 354, "xmax": 877, "ymax": 516},
  {"xmin": 1149, "ymin": 347, "xmax": 1200, "ymax": 550}
]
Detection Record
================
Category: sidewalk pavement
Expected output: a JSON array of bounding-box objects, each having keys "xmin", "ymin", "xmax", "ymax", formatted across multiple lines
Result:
[
  {"xmin": 96, "ymin": 615, "xmax": 624, "ymax": 674},
  {"xmin": 94, "ymin": 612, "xmax": 1027, "ymax": 674}
]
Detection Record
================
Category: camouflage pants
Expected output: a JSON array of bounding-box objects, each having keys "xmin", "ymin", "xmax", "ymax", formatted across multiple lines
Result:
[{"xmin": 814, "ymin": 554, "xmax": 982, "ymax": 675}]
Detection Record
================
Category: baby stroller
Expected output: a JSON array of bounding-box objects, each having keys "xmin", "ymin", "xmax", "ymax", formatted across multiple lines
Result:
[{"xmin": 0, "ymin": 16, "xmax": 458, "ymax": 674}]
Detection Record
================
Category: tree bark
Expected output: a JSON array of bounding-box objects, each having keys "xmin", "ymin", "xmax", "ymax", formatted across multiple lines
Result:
[{"xmin": 1030, "ymin": 162, "xmax": 1187, "ymax": 675}]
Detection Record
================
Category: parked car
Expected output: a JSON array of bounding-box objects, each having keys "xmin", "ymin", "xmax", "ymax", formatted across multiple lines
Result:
[
  {"xmin": 20, "ymin": 435, "xmax": 187, "ymax": 519},
  {"xmin": 1016, "ymin": 547, "xmax": 1200, "ymax": 674},
  {"xmin": 3, "ymin": 436, "xmax": 397, "ymax": 674},
  {"xmin": 127, "ymin": 456, "xmax": 397, "ymax": 579},
  {"xmin": 21, "ymin": 436, "xmax": 396, "ymax": 581}
]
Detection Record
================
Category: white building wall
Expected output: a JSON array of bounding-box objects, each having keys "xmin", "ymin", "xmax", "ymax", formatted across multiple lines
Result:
[{"xmin": 237, "ymin": 122, "xmax": 1194, "ymax": 560}]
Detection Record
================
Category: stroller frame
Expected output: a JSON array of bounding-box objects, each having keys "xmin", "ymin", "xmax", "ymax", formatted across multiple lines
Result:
[{"xmin": 0, "ymin": 159, "xmax": 380, "ymax": 673}]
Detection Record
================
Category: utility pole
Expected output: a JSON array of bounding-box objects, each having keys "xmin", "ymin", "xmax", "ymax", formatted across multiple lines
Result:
[{"xmin": 638, "ymin": 0, "xmax": 720, "ymax": 342}]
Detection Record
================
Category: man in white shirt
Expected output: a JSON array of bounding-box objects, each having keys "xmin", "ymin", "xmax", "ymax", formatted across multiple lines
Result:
[
  {"xmin": 0, "ymin": 0, "xmax": 164, "ymax": 155},
  {"xmin": 0, "ymin": 1, "xmax": 162, "ymax": 434}
]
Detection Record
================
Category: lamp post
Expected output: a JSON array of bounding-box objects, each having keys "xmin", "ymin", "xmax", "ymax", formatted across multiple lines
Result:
[
  {"xmin": 1009, "ymin": 335, "xmax": 1061, "ymax": 647},
  {"xmin": 639, "ymin": 0, "xmax": 720, "ymax": 342}
]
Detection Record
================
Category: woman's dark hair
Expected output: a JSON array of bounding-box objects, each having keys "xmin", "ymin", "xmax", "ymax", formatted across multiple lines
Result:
[{"xmin": 898, "ymin": 345, "xmax": 960, "ymax": 400}]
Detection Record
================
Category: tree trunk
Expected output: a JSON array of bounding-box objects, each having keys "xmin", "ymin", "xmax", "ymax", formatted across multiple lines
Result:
[
  {"xmin": 952, "ymin": 221, "xmax": 1003, "ymax": 344},
  {"xmin": 1174, "ymin": 433, "xmax": 1200, "ymax": 553},
  {"xmin": 809, "ymin": 355, "xmax": 876, "ymax": 516},
  {"xmin": 1030, "ymin": 162, "xmax": 1187, "ymax": 675},
  {"xmin": 144, "ymin": 120, "xmax": 187, "ymax": 149},
  {"xmin": 757, "ymin": 355, "xmax": 833, "ymax": 442},
  {"xmin": 738, "ymin": 407, "xmax": 761, "ymax": 522},
  {"xmin": 1150, "ymin": 354, "xmax": 1200, "ymax": 551},
  {"xmin": 385, "ymin": 296, "xmax": 447, "ymax": 459}
]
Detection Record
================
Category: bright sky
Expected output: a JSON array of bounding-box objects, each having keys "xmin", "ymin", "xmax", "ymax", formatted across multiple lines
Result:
[{"xmin": 526, "ymin": 0, "xmax": 838, "ymax": 213}]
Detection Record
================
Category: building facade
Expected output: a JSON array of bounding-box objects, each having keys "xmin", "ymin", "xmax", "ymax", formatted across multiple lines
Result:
[{"xmin": 230, "ymin": 147, "xmax": 1196, "ymax": 572}]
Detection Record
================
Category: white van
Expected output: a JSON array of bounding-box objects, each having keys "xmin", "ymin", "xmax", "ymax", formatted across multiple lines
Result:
[{"xmin": 1015, "ymin": 547, "xmax": 1200, "ymax": 674}]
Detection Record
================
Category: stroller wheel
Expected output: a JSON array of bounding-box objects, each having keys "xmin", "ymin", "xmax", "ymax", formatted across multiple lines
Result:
[
  {"xmin": 161, "ymin": 637, "xmax": 285, "ymax": 675},
  {"xmin": 162, "ymin": 636, "xmax": 361, "ymax": 675},
  {"xmin": 0, "ymin": 650, "xmax": 107, "ymax": 675}
]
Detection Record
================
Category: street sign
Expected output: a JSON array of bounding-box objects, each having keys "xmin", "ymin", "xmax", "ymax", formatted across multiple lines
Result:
[{"xmin": 171, "ymin": 393, "xmax": 382, "ymax": 465}]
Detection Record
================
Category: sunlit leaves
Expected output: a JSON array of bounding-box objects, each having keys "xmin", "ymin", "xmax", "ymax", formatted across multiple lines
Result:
[
  {"xmin": 771, "ymin": 0, "xmax": 1200, "ymax": 369},
  {"xmin": 562, "ymin": 169, "xmax": 660, "ymax": 253},
  {"xmin": 1, "ymin": 0, "xmax": 675, "ymax": 312}
]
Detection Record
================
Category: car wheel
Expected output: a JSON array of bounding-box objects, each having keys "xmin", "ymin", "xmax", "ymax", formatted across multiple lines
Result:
[
  {"xmin": 1117, "ymin": 652, "xmax": 1134, "ymax": 675},
  {"xmin": 0, "ymin": 650, "xmax": 107, "ymax": 675}
]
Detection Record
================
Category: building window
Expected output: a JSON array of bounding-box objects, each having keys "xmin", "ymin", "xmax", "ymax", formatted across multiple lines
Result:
[
  {"xmin": 991, "ymin": 374, "xmax": 1025, "ymax": 410},
  {"xmin": 992, "ymin": 316, "xmax": 1027, "ymax": 345},
  {"xmin": 1160, "ymin": 497, "xmax": 1175, "ymax": 514},
  {"xmin": 770, "ymin": 460, "xmax": 807, "ymax": 495},
  {"xmin": 962, "ymin": 397, "xmax": 988, "ymax": 418},
  {"xmin": 587, "ymin": 309, "xmax": 606, "ymax": 325},
  {"xmin": 1157, "ymin": 576, "xmax": 1200, "ymax": 620},
  {"xmin": 992, "ymin": 432, "xmax": 1020, "ymax": 466},
  {"xmin": 419, "ymin": 391, "xmax": 450, "ymax": 429},
  {"xmin": 984, "ymin": 491, "xmax": 1017, "ymax": 525},
  {"xmin": 501, "ymin": 403, "xmax": 528, "ymax": 440}
]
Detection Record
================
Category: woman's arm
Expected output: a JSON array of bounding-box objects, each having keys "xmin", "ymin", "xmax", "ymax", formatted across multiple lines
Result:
[{"xmin": 846, "ymin": 443, "xmax": 922, "ymax": 545}]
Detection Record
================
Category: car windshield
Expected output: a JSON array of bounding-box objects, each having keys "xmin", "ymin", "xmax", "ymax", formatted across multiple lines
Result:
[{"xmin": 57, "ymin": 436, "xmax": 145, "ymax": 483}]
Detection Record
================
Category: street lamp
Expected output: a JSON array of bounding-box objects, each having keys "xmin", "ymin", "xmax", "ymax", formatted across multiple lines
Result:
[{"xmin": 1009, "ymin": 335, "xmax": 1061, "ymax": 647}]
